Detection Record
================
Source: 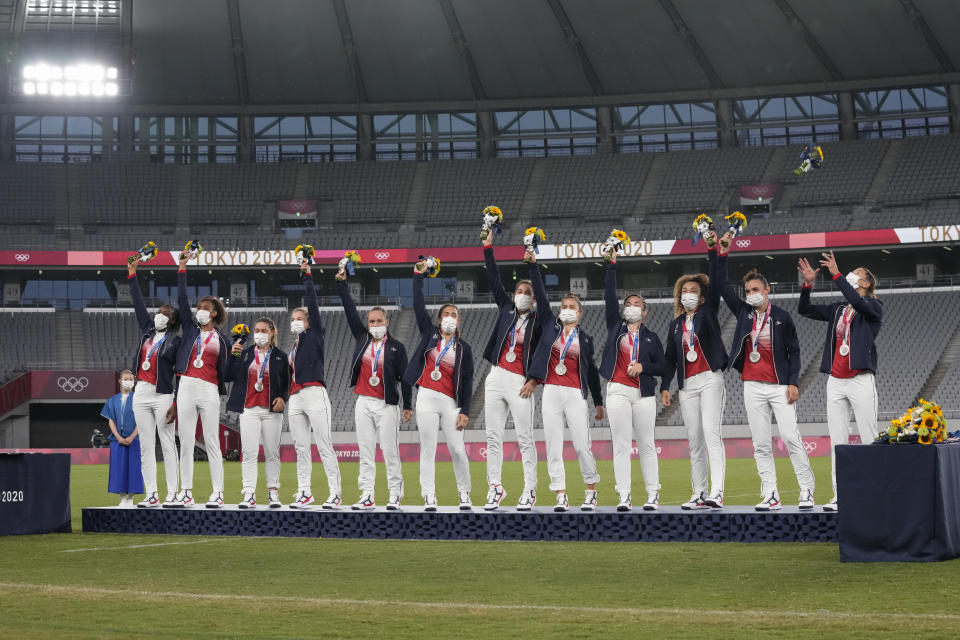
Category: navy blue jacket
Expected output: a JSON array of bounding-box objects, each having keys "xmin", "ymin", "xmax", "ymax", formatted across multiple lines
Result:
[
  {"xmin": 481, "ymin": 246, "xmax": 545, "ymax": 375},
  {"xmin": 337, "ymin": 280, "xmax": 413, "ymax": 409},
  {"xmin": 291, "ymin": 274, "xmax": 327, "ymax": 386},
  {"xmin": 798, "ymin": 274, "xmax": 883, "ymax": 375},
  {"xmin": 174, "ymin": 269, "xmax": 230, "ymax": 396},
  {"xmin": 224, "ymin": 345, "xmax": 291, "ymax": 414},
  {"xmin": 714, "ymin": 253, "xmax": 801, "ymax": 386},
  {"xmin": 402, "ymin": 274, "xmax": 475, "ymax": 416},
  {"xmin": 599, "ymin": 262, "xmax": 666, "ymax": 398},
  {"xmin": 526, "ymin": 261, "xmax": 603, "ymax": 406},
  {"xmin": 661, "ymin": 248, "xmax": 728, "ymax": 393},
  {"xmin": 129, "ymin": 273, "xmax": 181, "ymax": 395}
]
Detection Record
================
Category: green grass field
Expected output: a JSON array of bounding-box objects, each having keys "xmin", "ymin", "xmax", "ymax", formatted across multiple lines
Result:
[{"xmin": 2, "ymin": 457, "xmax": 958, "ymax": 639}]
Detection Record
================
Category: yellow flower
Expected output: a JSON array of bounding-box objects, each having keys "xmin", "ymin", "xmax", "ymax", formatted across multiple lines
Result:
[
  {"xmin": 483, "ymin": 205, "xmax": 503, "ymax": 221},
  {"xmin": 345, "ymin": 250, "xmax": 362, "ymax": 264},
  {"xmin": 612, "ymin": 229, "xmax": 631, "ymax": 245},
  {"xmin": 887, "ymin": 424, "xmax": 900, "ymax": 438},
  {"xmin": 921, "ymin": 414, "xmax": 937, "ymax": 430},
  {"xmin": 524, "ymin": 227, "xmax": 546, "ymax": 241},
  {"xmin": 692, "ymin": 214, "xmax": 712, "ymax": 231},
  {"xmin": 918, "ymin": 427, "xmax": 933, "ymax": 445},
  {"xmin": 725, "ymin": 211, "xmax": 747, "ymax": 231},
  {"xmin": 231, "ymin": 324, "xmax": 249, "ymax": 337}
]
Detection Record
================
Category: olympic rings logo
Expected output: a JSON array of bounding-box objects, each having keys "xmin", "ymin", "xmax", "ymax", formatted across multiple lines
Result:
[
  {"xmin": 752, "ymin": 186, "xmax": 770, "ymax": 196},
  {"xmin": 57, "ymin": 376, "xmax": 89, "ymax": 392},
  {"xmin": 14, "ymin": 254, "xmax": 31, "ymax": 262},
  {"xmin": 803, "ymin": 440, "xmax": 818, "ymax": 454},
  {"xmin": 736, "ymin": 239, "xmax": 751, "ymax": 248},
  {"xmin": 374, "ymin": 252, "xmax": 391, "ymax": 260}
]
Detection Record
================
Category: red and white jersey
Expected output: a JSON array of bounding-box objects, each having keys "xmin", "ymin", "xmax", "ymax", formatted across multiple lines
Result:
[
  {"xmin": 742, "ymin": 309, "xmax": 777, "ymax": 384},
  {"xmin": 136, "ymin": 334, "xmax": 163, "ymax": 386},
  {"xmin": 545, "ymin": 329, "xmax": 581, "ymax": 389},
  {"xmin": 682, "ymin": 318, "xmax": 710, "ymax": 379},
  {"xmin": 184, "ymin": 330, "xmax": 220, "ymax": 386},
  {"xmin": 289, "ymin": 337, "xmax": 323, "ymax": 396},
  {"xmin": 611, "ymin": 330, "xmax": 641, "ymax": 388},
  {"xmin": 245, "ymin": 349, "xmax": 270, "ymax": 409},
  {"xmin": 418, "ymin": 336, "xmax": 457, "ymax": 399},
  {"xmin": 355, "ymin": 338, "xmax": 386, "ymax": 400},
  {"xmin": 497, "ymin": 313, "xmax": 530, "ymax": 376},
  {"xmin": 831, "ymin": 306, "xmax": 862, "ymax": 379}
]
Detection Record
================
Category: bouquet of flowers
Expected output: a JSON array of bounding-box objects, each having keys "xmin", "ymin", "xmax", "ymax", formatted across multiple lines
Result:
[
  {"xmin": 600, "ymin": 229, "xmax": 631, "ymax": 261},
  {"xmin": 417, "ymin": 255, "xmax": 441, "ymax": 278},
  {"xmin": 480, "ymin": 206, "xmax": 503, "ymax": 242},
  {"xmin": 181, "ymin": 240, "xmax": 203, "ymax": 261},
  {"xmin": 337, "ymin": 250, "xmax": 362, "ymax": 277},
  {"xmin": 691, "ymin": 213, "xmax": 714, "ymax": 247},
  {"xmin": 128, "ymin": 241, "xmax": 158, "ymax": 266},
  {"xmin": 874, "ymin": 399, "xmax": 948, "ymax": 445},
  {"xmin": 294, "ymin": 244, "xmax": 315, "ymax": 266},
  {"xmin": 523, "ymin": 226, "xmax": 546, "ymax": 256},
  {"xmin": 231, "ymin": 324, "xmax": 250, "ymax": 357}
]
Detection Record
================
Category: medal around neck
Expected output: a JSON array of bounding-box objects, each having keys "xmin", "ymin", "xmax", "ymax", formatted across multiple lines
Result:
[
  {"xmin": 504, "ymin": 350, "xmax": 517, "ymax": 363},
  {"xmin": 369, "ymin": 375, "xmax": 380, "ymax": 387},
  {"xmin": 430, "ymin": 369, "xmax": 442, "ymax": 381},
  {"xmin": 686, "ymin": 350, "xmax": 698, "ymax": 363},
  {"xmin": 141, "ymin": 361, "xmax": 151, "ymax": 371},
  {"xmin": 839, "ymin": 344, "xmax": 850, "ymax": 356},
  {"xmin": 749, "ymin": 351, "xmax": 761, "ymax": 363},
  {"xmin": 254, "ymin": 381, "xmax": 264, "ymax": 392},
  {"xmin": 554, "ymin": 363, "xmax": 567, "ymax": 376},
  {"xmin": 193, "ymin": 357, "xmax": 204, "ymax": 369}
]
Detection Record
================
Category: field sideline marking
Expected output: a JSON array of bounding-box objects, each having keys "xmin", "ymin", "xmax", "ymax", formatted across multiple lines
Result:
[
  {"xmin": 59, "ymin": 540, "xmax": 215, "ymax": 553},
  {"xmin": 1, "ymin": 582, "xmax": 959, "ymax": 622}
]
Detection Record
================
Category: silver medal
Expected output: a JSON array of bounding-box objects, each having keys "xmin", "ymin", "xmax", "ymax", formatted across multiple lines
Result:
[
  {"xmin": 749, "ymin": 351, "xmax": 761, "ymax": 364},
  {"xmin": 685, "ymin": 350, "xmax": 698, "ymax": 363},
  {"xmin": 554, "ymin": 363, "xmax": 567, "ymax": 376},
  {"xmin": 141, "ymin": 361, "xmax": 151, "ymax": 371},
  {"xmin": 839, "ymin": 344, "xmax": 850, "ymax": 356},
  {"xmin": 193, "ymin": 357, "xmax": 204, "ymax": 369},
  {"xmin": 430, "ymin": 370, "xmax": 442, "ymax": 382},
  {"xmin": 254, "ymin": 381, "xmax": 263, "ymax": 392},
  {"xmin": 369, "ymin": 376, "xmax": 380, "ymax": 387},
  {"xmin": 504, "ymin": 350, "xmax": 517, "ymax": 363}
]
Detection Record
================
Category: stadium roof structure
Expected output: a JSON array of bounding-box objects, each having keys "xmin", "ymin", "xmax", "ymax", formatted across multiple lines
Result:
[{"xmin": 0, "ymin": 0, "xmax": 959, "ymax": 114}]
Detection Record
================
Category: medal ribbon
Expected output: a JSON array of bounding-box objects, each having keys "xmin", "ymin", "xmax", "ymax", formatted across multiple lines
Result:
[
  {"xmin": 558, "ymin": 328, "xmax": 578, "ymax": 364},
  {"xmin": 840, "ymin": 305, "xmax": 854, "ymax": 349},
  {"xmin": 194, "ymin": 330, "xmax": 215, "ymax": 363},
  {"xmin": 370, "ymin": 339, "xmax": 383, "ymax": 377},
  {"xmin": 145, "ymin": 333, "xmax": 166, "ymax": 365},
  {"xmin": 255, "ymin": 347, "xmax": 271, "ymax": 387},
  {"xmin": 434, "ymin": 336, "xmax": 455, "ymax": 374},
  {"xmin": 751, "ymin": 308, "xmax": 770, "ymax": 356},
  {"xmin": 509, "ymin": 315, "xmax": 529, "ymax": 352},
  {"xmin": 684, "ymin": 315, "xmax": 696, "ymax": 354}
]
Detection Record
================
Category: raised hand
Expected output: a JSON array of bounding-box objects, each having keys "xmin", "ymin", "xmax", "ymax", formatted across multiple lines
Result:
[
  {"xmin": 797, "ymin": 258, "xmax": 820, "ymax": 286},
  {"xmin": 523, "ymin": 248, "xmax": 536, "ymax": 264},
  {"xmin": 819, "ymin": 251, "xmax": 840, "ymax": 277},
  {"xmin": 127, "ymin": 256, "xmax": 139, "ymax": 277},
  {"xmin": 718, "ymin": 231, "xmax": 733, "ymax": 254},
  {"xmin": 413, "ymin": 260, "xmax": 428, "ymax": 275}
]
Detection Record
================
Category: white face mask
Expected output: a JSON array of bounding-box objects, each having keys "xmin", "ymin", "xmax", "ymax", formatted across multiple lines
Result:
[
  {"xmin": 514, "ymin": 293, "xmax": 533, "ymax": 312},
  {"xmin": 440, "ymin": 317, "xmax": 458, "ymax": 334},
  {"xmin": 558, "ymin": 308, "xmax": 578, "ymax": 324},
  {"xmin": 681, "ymin": 293, "xmax": 700, "ymax": 311},
  {"xmin": 369, "ymin": 325, "xmax": 387, "ymax": 340},
  {"xmin": 121, "ymin": 380, "xmax": 134, "ymax": 391},
  {"xmin": 253, "ymin": 333, "xmax": 270, "ymax": 347},
  {"xmin": 195, "ymin": 309, "xmax": 211, "ymax": 326},
  {"xmin": 622, "ymin": 305, "xmax": 644, "ymax": 324},
  {"xmin": 846, "ymin": 272, "xmax": 862, "ymax": 288},
  {"xmin": 290, "ymin": 320, "xmax": 305, "ymax": 334},
  {"xmin": 745, "ymin": 292, "xmax": 765, "ymax": 308},
  {"xmin": 153, "ymin": 313, "xmax": 169, "ymax": 331}
]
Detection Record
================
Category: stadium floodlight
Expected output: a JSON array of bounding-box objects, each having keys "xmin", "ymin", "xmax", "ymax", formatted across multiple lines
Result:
[
  {"xmin": 26, "ymin": 1, "xmax": 119, "ymax": 15},
  {"xmin": 14, "ymin": 61, "xmax": 128, "ymax": 98}
]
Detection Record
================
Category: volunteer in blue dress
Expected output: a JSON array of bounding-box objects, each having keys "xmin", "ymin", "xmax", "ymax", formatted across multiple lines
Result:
[{"xmin": 102, "ymin": 370, "xmax": 143, "ymax": 507}]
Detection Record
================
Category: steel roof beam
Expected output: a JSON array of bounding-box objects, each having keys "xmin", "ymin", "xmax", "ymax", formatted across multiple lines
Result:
[
  {"xmin": 772, "ymin": 0, "xmax": 843, "ymax": 81},
  {"xmin": 438, "ymin": 0, "xmax": 486, "ymax": 100},
  {"xmin": 547, "ymin": 0, "xmax": 605, "ymax": 96},
  {"xmin": 225, "ymin": 0, "xmax": 250, "ymax": 106},
  {"xmin": 332, "ymin": 0, "xmax": 368, "ymax": 103},
  {"xmin": 657, "ymin": 0, "xmax": 723, "ymax": 89},
  {"xmin": 899, "ymin": 0, "xmax": 955, "ymax": 73}
]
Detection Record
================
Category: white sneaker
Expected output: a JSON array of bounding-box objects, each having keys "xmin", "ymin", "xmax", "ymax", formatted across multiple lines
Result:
[
  {"xmin": 642, "ymin": 491, "xmax": 660, "ymax": 511},
  {"xmin": 162, "ymin": 492, "xmax": 177, "ymax": 506},
  {"xmin": 681, "ymin": 492, "xmax": 708, "ymax": 510},
  {"xmin": 823, "ymin": 496, "xmax": 838, "ymax": 512},
  {"xmin": 755, "ymin": 491, "xmax": 781, "ymax": 512},
  {"xmin": 458, "ymin": 491, "xmax": 472, "ymax": 510},
  {"xmin": 554, "ymin": 493, "xmax": 570, "ymax": 512},
  {"xmin": 118, "ymin": 496, "xmax": 129, "ymax": 508},
  {"xmin": 137, "ymin": 492, "xmax": 160, "ymax": 508},
  {"xmin": 289, "ymin": 491, "xmax": 314, "ymax": 509},
  {"xmin": 704, "ymin": 490, "xmax": 724, "ymax": 508},
  {"xmin": 386, "ymin": 495, "xmax": 402, "ymax": 511},
  {"xmin": 798, "ymin": 488, "xmax": 815, "ymax": 510},
  {"xmin": 352, "ymin": 494, "xmax": 375, "ymax": 510},
  {"xmin": 517, "ymin": 490, "xmax": 536, "ymax": 511},
  {"xmin": 484, "ymin": 484, "xmax": 507, "ymax": 511},
  {"xmin": 616, "ymin": 492, "xmax": 631, "ymax": 512},
  {"xmin": 205, "ymin": 492, "xmax": 223, "ymax": 509},
  {"xmin": 321, "ymin": 494, "xmax": 342, "ymax": 510},
  {"xmin": 167, "ymin": 489, "xmax": 193, "ymax": 508},
  {"xmin": 581, "ymin": 490, "xmax": 598, "ymax": 511},
  {"xmin": 268, "ymin": 489, "xmax": 281, "ymax": 509},
  {"xmin": 424, "ymin": 494, "xmax": 438, "ymax": 512},
  {"xmin": 238, "ymin": 491, "xmax": 256, "ymax": 509}
]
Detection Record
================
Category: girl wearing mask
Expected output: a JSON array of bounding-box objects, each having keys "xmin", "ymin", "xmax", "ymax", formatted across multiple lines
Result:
[
  {"xmin": 798, "ymin": 251, "xmax": 882, "ymax": 512},
  {"xmin": 287, "ymin": 262, "xmax": 341, "ymax": 509},
  {"xmin": 226, "ymin": 318, "xmax": 290, "ymax": 509},
  {"xmin": 480, "ymin": 233, "xmax": 544, "ymax": 511},
  {"xmin": 102, "ymin": 370, "xmax": 142, "ymax": 507},
  {"xmin": 599, "ymin": 250, "xmax": 665, "ymax": 511},
  {"xmin": 661, "ymin": 241, "xmax": 727, "ymax": 510},
  {"xmin": 524, "ymin": 249, "xmax": 604, "ymax": 513},
  {"xmin": 164, "ymin": 252, "xmax": 230, "ymax": 509},
  {"xmin": 127, "ymin": 256, "xmax": 181, "ymax": 508},
  {"xmin": 403, "ymin": 258, "xmax": 475, "ymax": 511},
  {"xmin": 336, "ymin": 271, "xmax": 412, "ymax": 510}
]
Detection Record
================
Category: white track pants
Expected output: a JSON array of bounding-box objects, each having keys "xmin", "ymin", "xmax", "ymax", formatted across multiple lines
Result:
[
  {"xmin": 416, "ymin": 387, "xmax": 470, "ymax": 498},
  {"xmin": 743, "ymin": 380, "xmax": 814, "ymax": 496},
  {"xmin": 288, "ymin": 385, "xmax": 341, "ymax": 496},
  {"xmin": 355, "ymin": 394, "xmax": 403, "ymax": 498},
  {"xmin": 239, "ymin": 406, "xmax": 282, "ymax": 494},
  {"xmin": 678, "ymin": 370, "xmax": 725, "ymax": 496},
  {"xmin": 826, "ymin": 372, "xmax": 878, "ymax": 496},
  {"xmin": 606, "ymin": 382, "xmax": 659, "ymax": 495},
  {"xmin": 133, "ymin": 381, "xmax": 178, "ymax": 497},
  {"xmin": 176, "ymin": 376, "xmax": 224, "ymax": 493},
  {"xmin": 542, "ymin": 384, "xmax": 599, "ymax": 492},
  {"xmin": 484, "ymin": 366, "xmax": 537, "ymax": 491}
]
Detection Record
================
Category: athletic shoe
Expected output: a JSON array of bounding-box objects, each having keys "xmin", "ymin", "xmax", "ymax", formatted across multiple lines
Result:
[
  {"xmin": 163, "ymin": 492, "xmax": 177, "ymax": 506},
  {"xmin": 642, "ymin": 491, "xmax": 660, "ymax": 511},
  {"xmin": 289, "ymin": 491, "xmax": 314, "ymax": 509},
  {"xmin": 680, "ymin": 492, "xmax": 707, "ymax": 510},
  {"xmin": 424, "ymin": 495, "xmax": 438, "ymax": 512},
  {"xmin": 118, "ymin": 496, "xmax": 129, "ymax": 508},
  {"xmin": 516, "ymin": 490, "xmax": 536, "ymax": 511},
  {"xmin": 162, "ymin": 490, "xmax": 184, "ymax": 508},
  {"xmin": 137, "ymin": 492, "xmax": 160, "ymax": 509},
  {"xmin": 554, "ymin": 493, "xmax": 570, "ymax": 512},
  {"xmin": 616, "ymin": 492, "xmax": 632, "ymax": 512},
  {"xmin": 267, "ymin": 488, "xmax": 281, "ymax": 509},
  {"xmin": 238, "ymin": 491, "xmax": 256, "ymax": 509},
  {"xmin": 352, "ymin": 494, "xmax": 375, "ymax": 510},
  {"xmin": 581, "ymin": 490, "xmax": 598, "ymax": 511},
  {"xmin": 823, "ymin": 496, "xmax": 838, "ymax": 512},
  {"xmin": 484, "ymin": 484, "xmax": 507, "ymax": 511},
  {"xmin": 705, "ymin": 490, "xmax": 724, "ymax": 508},
  {"xmin": 458, "ymin": 491, "xmax": 472, "ymax": 511},
  {"xmin": 205, "ymin": 492, "xmax": 223, "ymax": 509},
  {"xmin": 755, "ymin": 491, "xmax": 781, "ymax": 512},
  {"xmin": 798, "ymin": 488, "xmax": 815, "ymax": 510},
  {"xmin": 321, "ymin": 494, "xmax": 342, "ymax": 510},
  {"xmin": 386, "ymin": 495, "xmax": 402, "ymax": 511}
]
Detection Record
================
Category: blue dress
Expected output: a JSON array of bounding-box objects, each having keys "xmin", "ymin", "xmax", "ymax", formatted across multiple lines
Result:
[{"xmin": 102, "ymin": 392, "xmax": 144, "ymax": 495}]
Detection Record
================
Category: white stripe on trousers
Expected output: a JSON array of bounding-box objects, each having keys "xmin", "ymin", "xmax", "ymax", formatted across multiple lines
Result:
[
  {"xmin": 743, "ymin": 380, "xmax": 815, "ymax": 496},
  {"xmin": 605, "ymin": 382, "xmax": 659, "ymax": 495},
  {"xmin": 484, "ymin": 366, "xmax": 537, "ymax": 491},
  {"xmin": 288, "ymin": 385, "xmax": 341, "ymax": 496},
  {"xmin": 354, "ymin": 394, "xmax": 403, "ymax": 497},
  {"xmin": 176, "ymin": 376, "xmax": 224, "ymax": 493},
  {"xmin": 416, "ymin": 387, "xmax": 471, "ymax": 498},
  {"xmin": 678, "ymin": 369, "xmax": 725, "ymax": 496},
  {"xmin": 133, "ymin": 381, "xmax": 178, "ymax": 497},
  {"xmin": 239, "ymin": 405, "xmax": 282, "ymax": 494},
  {"xmin": 542, "ymin": 384, "xmax": 600, "ymax": 492},
  {"xmin": 826, "ymin": 372, "xmax": 878, "ymax": 496}
]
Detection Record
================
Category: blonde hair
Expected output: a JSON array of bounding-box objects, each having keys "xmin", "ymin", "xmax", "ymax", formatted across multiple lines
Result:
[
  {"xmin": 673, "ymin": 274, "xmax": 709, "ymax": 318},
  {"xmin": 119, "ymin": 369, "xmax": 134, "ymax": 378},
  {"xmin": 855, "ymin": 267, "xmax": 878, "ymax": 299},
  {"xmin": 560, "ymin": 293, "xmax": 582, "ymax": 310}
]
